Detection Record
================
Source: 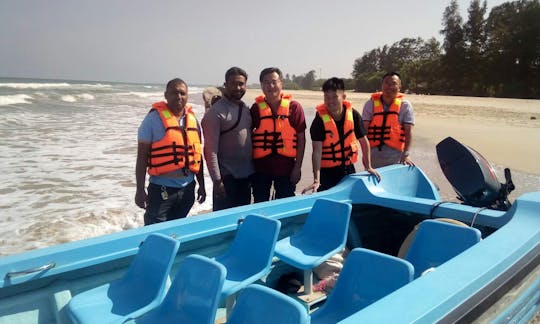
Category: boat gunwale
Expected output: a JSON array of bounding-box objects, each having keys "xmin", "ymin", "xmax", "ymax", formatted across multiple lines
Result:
[{"xmin": 0, "ymin": 166, "xmax": 519, "ymax": 289}]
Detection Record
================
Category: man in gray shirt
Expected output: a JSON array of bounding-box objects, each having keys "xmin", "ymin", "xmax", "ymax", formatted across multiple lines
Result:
[{"xmin": 202, "ymin": 67, "xmax": 254, "ymax": 210}]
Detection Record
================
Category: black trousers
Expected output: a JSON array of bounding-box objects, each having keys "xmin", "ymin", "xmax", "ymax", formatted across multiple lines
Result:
[
  {"xmin": 213, "ymin": 175, "xmax": 252, "ymax": 211},
  {"xmin": 144, "ymin": 181, "xmax": 195, "ymax": 225}
]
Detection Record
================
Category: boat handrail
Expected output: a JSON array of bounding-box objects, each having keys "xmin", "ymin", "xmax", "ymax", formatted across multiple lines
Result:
[{"xmin": 4, "ymin": 262, "xmax": 56, "ymax": 279}]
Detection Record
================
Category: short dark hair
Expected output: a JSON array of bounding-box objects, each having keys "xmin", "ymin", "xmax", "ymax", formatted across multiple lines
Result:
[
  {"xmin": 165, "ymin": 78, "xmax": 187, "ymax": 91},
  {"xmin": 225, "ymin": 67, "xmax": 248, "ymax": 82},
  {"xmin": 322, "ymin": 77, "xmax": 345, "ymax": 92},
  {"xmin": 259, "ymin": 67, "xmax": 283, "ymax": 83},
  {"xmin": 382, "ymin": 71, "xmax": 401, "ymax": 81}
]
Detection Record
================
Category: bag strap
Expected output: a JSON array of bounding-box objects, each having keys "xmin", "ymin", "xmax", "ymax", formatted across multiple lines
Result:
[{"xmin": 220, "ymin": 102, "xmax": 243, "ymax": 135}]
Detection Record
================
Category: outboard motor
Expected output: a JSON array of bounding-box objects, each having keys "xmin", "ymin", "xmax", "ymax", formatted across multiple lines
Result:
[{"xmin": 436, "ymin": 137, "xmax": 515, "ymax": 211}]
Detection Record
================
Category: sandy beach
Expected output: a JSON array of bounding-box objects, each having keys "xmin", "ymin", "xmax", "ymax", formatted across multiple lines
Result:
[{"xmin": 244, "ymin": 89, "xmax": 540, "ymax": 200}]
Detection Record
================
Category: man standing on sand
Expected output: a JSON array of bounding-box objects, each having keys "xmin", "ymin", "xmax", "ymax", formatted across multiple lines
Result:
[
  {"xmin": 135, "ymin": 78, "xmax": 206, "ymax": 225},
  {"xmin": 303, "ymin": 77, "xmax": 380, "ymax": 193},
  {"xmin": 202, "ymin": 67, "xmax": 254, "ymax": 211},
  {"xmin": 362, "ymin": 72, "xmax": 415, "ymax": 167},
  {"xmin": 250, "ymin": 67, "xmax": 306, "ymax": 202}
]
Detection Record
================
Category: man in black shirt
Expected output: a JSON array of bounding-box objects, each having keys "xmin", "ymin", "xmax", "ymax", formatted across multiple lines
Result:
[{"xmin": 303, "ymin": 77, "xmax": 380, "ymax": 192}]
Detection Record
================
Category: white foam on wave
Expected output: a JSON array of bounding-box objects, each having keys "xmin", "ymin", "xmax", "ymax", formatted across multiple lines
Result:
[
  {"xmin": 0, "ymin": 82, "xmax": 71, "ymax": 89},
  {"xmin": 76, "ymin": 93, "xmax": 95, "ymax": 100},
  {"xmin": 118, "ymin": 91, "xmax": 163, "ymax": 98},
  {"xmin": 189, "ymin": 86, "xmax": 203, "ymax": 94},
  {"xmin": 0, "ymin": 94, "xmax": 33, "ymax": 106},
  {"xmin": 60, "ymin": 93, "xmax": 95, "ymax": 102},
  {"xmin": 76, "ymin": 83, "xmax": 112, "ymax": 89},
  {"xmin": 61, "ymin": 95, "xmax": 77, "ymax": 102}
]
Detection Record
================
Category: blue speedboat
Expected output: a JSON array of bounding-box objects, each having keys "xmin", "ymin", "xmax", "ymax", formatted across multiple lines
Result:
[{"xmin": 1, "ymin": 140, "xmax": 539, "ymax": 323}]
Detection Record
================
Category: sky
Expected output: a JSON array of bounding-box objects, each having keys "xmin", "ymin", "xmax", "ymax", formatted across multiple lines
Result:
[{"xmin": 0, "ymin": 0, "xmax": 509, "ymax": 86}]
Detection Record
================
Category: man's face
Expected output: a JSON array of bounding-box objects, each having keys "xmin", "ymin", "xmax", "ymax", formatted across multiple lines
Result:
[
  {"xmin": 164, "ymin": 82, "xmax": 188, "ymax": 113},
  {"xmin": 261, "ymin": 72, "xmax": 282, "ymax": 101},
  {"xmin": 382, "ymin": 75, "xmax": 401, "ymax": 99},
  {"xmin": 324, "ymin": 89, "xmax": 345, "ymax": 113},
  {"xmin": 224, "ymin": 74, "xmax": 247, "ymax": 101}
]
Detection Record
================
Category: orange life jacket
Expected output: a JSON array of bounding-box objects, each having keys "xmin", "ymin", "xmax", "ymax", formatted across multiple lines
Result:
[
  {"xmin": 367, "ymin": 92, "xmax": 405, "ymax": 151},
  {"xmin": 316, "ymin": 101, "xmax": 359, "ymax": 168},
  {"xmin": 252, "ymin": 94, "xmax": 297, "ymax": 159},
  {"xmin": 147, "ymin": 102, "xmax": 202, "ymax": 175}
]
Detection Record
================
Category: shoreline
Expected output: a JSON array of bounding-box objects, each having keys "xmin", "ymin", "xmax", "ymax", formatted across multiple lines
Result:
[
  {"xmin": 244, "ymin": 89, "xmax": 540, "ymax": 176},
  {"xmin": 192, "ymin": 89, "xmax": 539, "ymax": 217}
]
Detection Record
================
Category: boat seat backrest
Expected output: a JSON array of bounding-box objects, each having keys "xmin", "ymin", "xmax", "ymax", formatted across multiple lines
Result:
[
  {"xmin": 404, "ymin": 219, "xmax": 482, "ymax": 278},
  {"xmin": 135, "ymin": 254, "xmax": 226, "ymax": 324},
  {"xmin": 298, "ymin": 198, "xmax": 351, "ymax": 247},
  {"xmin": 310, "ymin": 248, "xmax": 414, "ymax": 324},
  {"xmin": 123, "ymin": 233, "xmax": 180, "ymax": 293},
  {"xmin": 216, "ymin": 214, "xmax": 281, "ymax": 276},
  {"xmin": 67, "ymin": 233, "xmax": 180, "ymax": 324},
  {"xmin": 227, "ymin": 284, "xmax": 309, "ymax": 324}
]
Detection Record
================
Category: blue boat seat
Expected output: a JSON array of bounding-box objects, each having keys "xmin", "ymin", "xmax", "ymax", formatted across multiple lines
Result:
[
  {"xmin": 228, "ymin": 284, "xmax": 309, "ymax": 324},
  {"xmin": 214, "ymin": 214, "xmax": 281, "ymax": 317},
  {"xmin": 310, "ymin": 248, "xmax": 414, "ymax": 324},
  {"xmin": 132, "ymin": 254, "xmax": 226, "ymax": 324},
  {"xmin": 67, "ymin": 233, "xmax": 180, "ymax": 324},
  {"xmin": 404, "ymin": 219, "xmax": 482, "ymax": 278},
  {"xmin": 274, "ymin": 198, "xmax": 351, "ymax": 295}
]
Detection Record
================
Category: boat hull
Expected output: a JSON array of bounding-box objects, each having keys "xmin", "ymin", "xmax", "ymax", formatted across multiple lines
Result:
[{"xmin": 1, "ymin": 165, "xmax": 538, "ymax": 323}]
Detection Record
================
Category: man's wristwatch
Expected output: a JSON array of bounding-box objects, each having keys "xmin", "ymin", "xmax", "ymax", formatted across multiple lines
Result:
[{"xmin": 402, "ymin": 150, "xmax": 410, "ymax": 157}]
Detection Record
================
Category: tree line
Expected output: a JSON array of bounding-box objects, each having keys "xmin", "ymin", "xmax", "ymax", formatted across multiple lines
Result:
[{"xmin": 284, "ymin": 0, "xmax": 539, "ymax": 99}]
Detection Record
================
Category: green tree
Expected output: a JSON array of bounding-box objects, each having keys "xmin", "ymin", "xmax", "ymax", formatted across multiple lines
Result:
[
  {"xmin": 301, "ymin": 70, "xmax": 317, "ymax": 90},
  {"xmin": 485, "ymin": 0, "xmax": 540, "ymax": 97},
  {"xmin": 387, "ymin": 38, "xmax": 431, "ymax": 92},
  {"xmin": 441, "ymin": 0, "xmax": 466, "ymax": 94},
  {"xmin": 352, "ymin": 38, "xmax": 442, "ymax": 94},
  {"xmin": 352, "ymin": 48, "xmax": 384, "ymax": 92},
  {"xmin": 463, "ymin": 0, "xmax": 488, "ymax": 95}
]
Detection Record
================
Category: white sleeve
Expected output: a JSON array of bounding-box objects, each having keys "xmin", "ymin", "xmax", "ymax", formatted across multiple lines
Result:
[
  {"xmin": 361, "ymin": 100, "xmax": 374, "ymax": 121},
  {"xmin": 399, "ymin": 100, "xmax": 415, "ymax": 125}
]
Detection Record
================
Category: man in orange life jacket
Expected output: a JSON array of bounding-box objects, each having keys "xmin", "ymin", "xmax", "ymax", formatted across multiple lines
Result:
[
  {"xmin": 251, "ymin": 67, "xmax": 306, "ymax": 202},
  {"xmin": 362, "ymin": 72, "xmax": 415, "ymax": 167},
  {"xmin": 135, "ymin": 78, "xmax": 206, "ymax": 225},
  {"xmin": 303, "ymin": 77, "xmax": 381, "ymax": 193}
]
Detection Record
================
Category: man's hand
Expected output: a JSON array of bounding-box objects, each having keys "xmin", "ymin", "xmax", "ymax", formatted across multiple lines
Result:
[
  {"xmin": 302, "ymin": 181, "xmax": 320, "ymax": 194},
  {"xmin": 400, "ymin": 155, "xmax": 415, "ymax": 166},
  {"xmin": 290, "ymin": 165, "xmax": 301, "ymax": 185},
  {"xmin": 197, "ymin": 186, "xmax": 206, "ymax": 203},
  {"xmin": 135, "ymin": 189, "xmax": 148, "ymax": 209},
  {"xmin": 366, "ymin": 167, "xmax": 381, "ymax": 182},
  {"xmin": 213, "ymin": 179, "xmax": 226, "ymax": 198}
]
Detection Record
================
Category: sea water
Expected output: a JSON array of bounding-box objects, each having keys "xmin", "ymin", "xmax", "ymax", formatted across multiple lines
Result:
[
  {"xmin": 0, "ymin": 78, "xmax": 214, "ymax": 256},
  {"xmin": 1, "ymin": 77, "xmax": 539, "ymax": 256}
]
